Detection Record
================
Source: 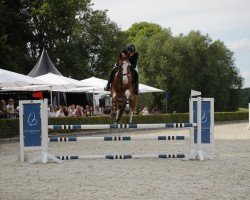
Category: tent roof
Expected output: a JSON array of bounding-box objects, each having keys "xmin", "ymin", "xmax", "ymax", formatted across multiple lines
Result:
[
  {"xmin": 79, "ymin": 77, "xmax": 108, "ymax": 87},
  {"xmin": 35, "ymin": 73, "xmax": 82, "ymax": 86},
  {"xmin": 0, "ymin": 68, "xmax": 46, "ymax": 88},
  {"xmin": 28, "ymin": 48, "xmax": 62, "ymax": 77},
  {"xmin": 74, "ymin": 76, "xmax": 163, "ymax": 93}
]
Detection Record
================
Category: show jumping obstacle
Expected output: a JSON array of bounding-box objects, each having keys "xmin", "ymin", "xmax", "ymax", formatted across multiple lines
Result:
[{"xmin": 19, "ymin": 90, "xmax": 214, "ymax": 164}]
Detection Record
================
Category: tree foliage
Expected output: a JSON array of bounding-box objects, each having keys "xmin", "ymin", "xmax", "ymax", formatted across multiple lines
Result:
[
  {"xmin": 0, "ymin": 0, "xmax": 125, "ymax": 79},
  {"xmin": 126, "ymin": 22, "xmax": 243, "ymax": 112}
]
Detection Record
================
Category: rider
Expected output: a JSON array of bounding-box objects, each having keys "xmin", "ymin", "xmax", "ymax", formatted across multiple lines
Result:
[{"xmin": 104, "ymin": 44, "xmax": 139, "ymax": 95}]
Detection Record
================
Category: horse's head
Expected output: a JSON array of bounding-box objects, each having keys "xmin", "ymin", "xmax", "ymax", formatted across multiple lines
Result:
[{"xmin": 116, "ymin": 49, "xmax": 130, "ymax": 84}]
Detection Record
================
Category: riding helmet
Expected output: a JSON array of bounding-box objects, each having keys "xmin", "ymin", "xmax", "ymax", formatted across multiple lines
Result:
[{"xmin": 126, "ymin": 43, "xmax": 136, "ymax": 52}]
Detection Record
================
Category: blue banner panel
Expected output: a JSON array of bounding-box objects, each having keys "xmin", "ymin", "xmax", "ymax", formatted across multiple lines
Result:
[
  {"xmin": 193, "ymin": 101, "xmax": 211, "ymax": 144},
  {"xmin": 23, "ymin": 103, "xmax": 42, "ymax": 147}
]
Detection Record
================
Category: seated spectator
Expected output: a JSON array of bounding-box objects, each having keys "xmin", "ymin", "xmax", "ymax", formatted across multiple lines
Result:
[
  {"xmin": 152, "ymin": 105, "xmax": 159, "ymax": 114},
  {"xmin": 141, "ymin": 106, "xmax": 149, "ymax": 115},
  {"xmin": 48, "ymin": 106, "xmax": 57, "ymax": 118},
  {"xmin": 84, "ymin": 104, "xmax": 92, "ymax": 116},
  {"xmin": 0, "ymin": 100, "xmax": 7, "ymax": 113},
  {"xmin": 75, "ymin": 105, "xmax": 84, "ymax": 117},
  {"xmin": 68, "ymin": 104, "xmax": 76, "ymax": 117},
  {"xmin": 56, "ymin": 106, "xmax": 65, "ymax": 117},
  {"xmin": 93, "ymin": 105, "xmax": 103, "ymax": 116},
  {"xmin": 0, "ymin": 100, "xmax": 7, "ymax": 118},
  {"xmin": 6, "ymin": 98, "xmax": 15, "ymax": 114},
  {"xmin": 63, "ymin": 106, "xmax": 68, "ymax": 116}
]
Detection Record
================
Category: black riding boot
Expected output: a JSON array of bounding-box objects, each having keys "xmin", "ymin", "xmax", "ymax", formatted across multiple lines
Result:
[
  {"xmin": 104, "ymin": 68, "xmax": 117, "ymax": 91},
  {"xmin": 104, "ymin": 77, "xmax": 111, "ymax": 91},
  {"xmin": 133, "ymin": 73, "xmax": 139, "ymax": 95},
  {"xmin": 134, "ymin": 81, "xmax": 139, "ymax": 95}
]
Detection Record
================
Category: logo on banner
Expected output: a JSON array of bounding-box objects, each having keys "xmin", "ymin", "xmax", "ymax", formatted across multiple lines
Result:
[
  {"xmin": 201, "ymin": 110, "xmax": 211, "ymax": 124},
  {"xmin": 27, "ymin": 112, "xmax": 38, "ymax": 126}
]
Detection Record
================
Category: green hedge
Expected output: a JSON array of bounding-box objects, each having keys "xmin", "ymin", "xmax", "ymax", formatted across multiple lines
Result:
[
  {"xmin": 0, "ymin": 112, "xmax": 248, "ymax": 139},
  {"xmin": 215, "ymin": 112, "xmax": 248, "ymax": 122}
]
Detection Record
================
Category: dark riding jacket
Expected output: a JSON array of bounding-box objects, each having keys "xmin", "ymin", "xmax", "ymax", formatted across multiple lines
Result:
[
  {"xmin": 128, "ymin": 52, "xmax": 139, "ymax": 70},
  {"xmin": 114, "ymin": 52, "xmax": 139, "ymax": 69}
]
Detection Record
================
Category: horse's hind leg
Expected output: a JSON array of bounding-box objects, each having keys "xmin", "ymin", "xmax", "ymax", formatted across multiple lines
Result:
[
  {"xmin": 129, "ymin": 111, "xmax": 133, "ymax": 124},
  {"xmin": 115, "ymin": 108, "xmax": 120, "ymax": 123},
  {"xmin": 129, "ymin": 96, "xmax": 138, "ymax": 124}
]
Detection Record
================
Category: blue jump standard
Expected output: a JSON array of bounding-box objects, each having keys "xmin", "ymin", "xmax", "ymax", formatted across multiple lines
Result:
[
  {"xmin": 49, "ymin": 135, "xmax": 186, "ymax": 142},
  {"xmin": 56, "ymin": 154, "xmax": 186, "ymax": 160},
  {"xmin": 48, "ymin": 123, "xmax": 194, "ymax": 130}
]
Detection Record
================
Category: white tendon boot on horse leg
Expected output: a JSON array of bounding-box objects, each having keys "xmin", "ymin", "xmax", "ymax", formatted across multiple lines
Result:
[
  {"xmin": 125, "ymin": 90, "xmax": 130, "ymax": 110},
  {"xmin": 115, "ymin": 109, "xmax": 120, "ymax": 123},
  {"xmin": 129, "ymin": 111, "xmax": 134, "ymax": 124}
]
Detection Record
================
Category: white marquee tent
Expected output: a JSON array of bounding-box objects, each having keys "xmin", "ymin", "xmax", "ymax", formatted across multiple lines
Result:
[
  {"xmin": 77, "ymin": 76, "xmax": 163, "ymax": 94},
  {"xmin": 0, "ymin": 68, "xmax": 46, "ymax": 88}
]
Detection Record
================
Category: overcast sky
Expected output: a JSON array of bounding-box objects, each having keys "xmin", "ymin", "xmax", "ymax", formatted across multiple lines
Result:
[{"xmin": 92, "ymin": 0, "xmax": 250, "ymax": 87}]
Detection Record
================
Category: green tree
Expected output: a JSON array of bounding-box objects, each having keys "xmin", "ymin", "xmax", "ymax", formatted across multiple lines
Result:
[
  {"xmin": 126, "ymin": 23, "xmax": 243, "ymax": 112},
  {"xmin": 0, "ymin": 0, "xmax": 33, "ymax": 73},
  {"xmin": 0, "ymin": 0, "xmax": 125, "ymax": 79},
  {"xmin": 26, "ymin": 0, "xmax": 125, "ymax": 79}
]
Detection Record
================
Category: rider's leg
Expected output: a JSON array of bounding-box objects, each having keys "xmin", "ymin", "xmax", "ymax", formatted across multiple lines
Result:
[
  {"xmin": 134, "ymin": 71, "xmax": 139, "ymax": 95},
  {"xmin": 131, "ymin": 69, "xmax": 139, "ymax": 95},
  {"xmin": 104, "ymin": 67, "xmax": 117, "ymax": 91}
]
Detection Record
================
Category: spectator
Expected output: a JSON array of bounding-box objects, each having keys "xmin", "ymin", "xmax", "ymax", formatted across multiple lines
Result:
[
  {"xmin": 0, "ymin": 100, "xmax": 7, "ymax": 118},
  {"xmin": 93, "ymin": 105, "xmax": 103, "ymax": 116},
  {"xmin": 48, "ymin": 106, "xmax": 56, "ymax": 118},
  {"xmin": 56, "ymin": 106, "xmax": 65, "ymax": 117},
  {"xmin": 0, "ymin": 100, "xmax": 7, "ymax": 113},
  {"xmin": 75, "ymin": 105, "xmax": 84, "ymax": 117},
  {"xmin": 152, "ymin": 105, "xmax": 159, "ymax": 114},
  {"xmin": 141, "ymin": 106, "xmax": 149, "ymax": 115},
  {"xmin": 84, "ymin": 104, "xmax": 92, "ymax": 116},
  {"xmin": 63, "ymin": 106, "xmax": 68, "ymax": 116},
  {"xmin": 68, "ymin": 104, "xmax": 76, "ymax": 117},
  {"xmin": 6, "ymin": 98, "xmax": 15, "ymax": 114}
]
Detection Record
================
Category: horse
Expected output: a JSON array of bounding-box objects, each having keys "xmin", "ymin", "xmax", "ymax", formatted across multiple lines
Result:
[{"xmin": 111, "ymin": 53, "xmax": 138, "ymax": 124}]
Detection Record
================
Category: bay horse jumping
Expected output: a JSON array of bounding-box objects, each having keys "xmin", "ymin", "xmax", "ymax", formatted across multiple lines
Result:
[{"xmin": 111, "ymin": 51, "xmax": 138, "ymax": 124}]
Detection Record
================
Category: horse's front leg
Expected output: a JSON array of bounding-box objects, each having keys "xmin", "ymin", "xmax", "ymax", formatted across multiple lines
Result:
[
  {"xmin": 125, "ymin": 90, "xmax": 130, "ymax": 109},
  {"xmin": 111, "ymin": 93, "xmax": 117, "ymax": 123},
  {"xmin": 125, "ymin": 90, "xmax": 133, "ymax": 123}
]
